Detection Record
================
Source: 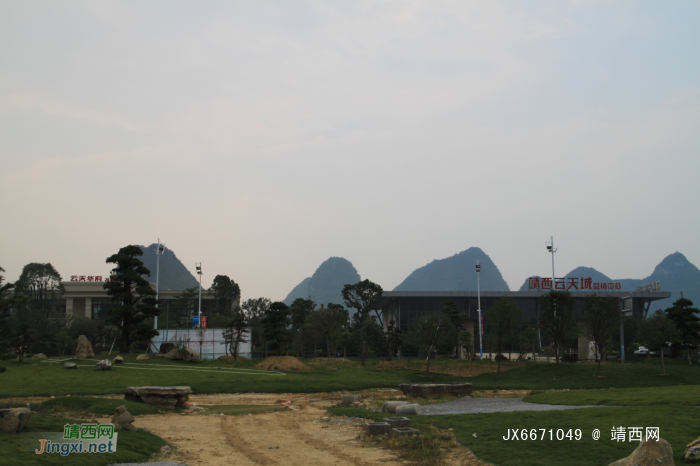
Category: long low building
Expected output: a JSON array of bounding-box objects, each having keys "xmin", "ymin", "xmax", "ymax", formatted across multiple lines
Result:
[{"xmin": 367, "ymin": 289, "xmax": 671, "ymax": 360}]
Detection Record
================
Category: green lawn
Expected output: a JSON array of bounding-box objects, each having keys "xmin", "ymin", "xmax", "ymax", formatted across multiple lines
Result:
[
  {"xmin": 0, "ymin": 356, "xmax": 466, "ymax": 397},
  {"xmin": 0, "ymin": 416, "xmax": 165, "ymax": 466},
  {"xmin": 330, "ymin": 405, "xmax": 700, "ymax": 466},
  {"xmin": 524, "ymin": 385, "xmax": 700, "ymax": 406},
  {"xmin": 470, "ymin": 360, "xmax": 700, "ymax": 390},
  {"xmin": 40, "ymin": 397, "xmax": 162, "ymax": 415}
]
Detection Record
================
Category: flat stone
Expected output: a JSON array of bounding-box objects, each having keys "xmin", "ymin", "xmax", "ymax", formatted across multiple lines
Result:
[
  {"xmin": 0, "ymin": 407, "xmax": 31, "ymax": 434},
  {"xmin": 399, "ymin": 383, "xmax": 473, "ymax": 399},
  {"xmin": 685, "ymin": 435, "xmax": 700, "ymax": 461},
  {"xmin": 395, "ymin": 404, "xmax": 422, "ymax": 415},
  {"xmin": 75, "ymin": 335, "xmax": 95, "ymax": 359},
  {"xmin": 136, "ymin": 353, "xmax": 150, "ymax": 360},
  {"xmin": 380, "ymin": 401, "xmax": 409, "ymax": 413},
  {"xmin": 340, "ymin": 394, "xmax": 361, "ymax": 404},
  {"xmin": 392, "ymin": 427, "xmax": 419, "ymax": 436},
  {"xmin": 366, "ymin": 422, "xmax": 391, "ymax": 436},
  {"xmin": 95, "ymin": 359, "xmax": 113, "ymax": 371},
  {"xmin": 384, "ymin": 417, "xmax": 411, "ymax": 427},
  {"xmin": 64, "ymin": 362, "xmax": 77, "ymax": 369},
  {"xmin": 112, "ymin": 405, "xmax": 137, "ymax": 432},
  {"xmin": 32, "ymin": 353, "xmax": 47, "ymax": 358},
  {"xmin": 125, "ymin": 386, "xmax": 192, "ymax": 408},
  {"xmin": 609, "ymin": 438, "xmax": 674, "ymax": 466}
]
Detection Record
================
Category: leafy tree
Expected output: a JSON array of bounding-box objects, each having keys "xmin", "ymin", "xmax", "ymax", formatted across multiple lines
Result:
[
  {"xmin": 210, "ymin": 275, "xmax": 241, "ymax": 315},
  {"xmin": 103, "ymin": 245, "xmax": 159, "ymax": 353},
  {"xmin": 581, "ymin": 294, "xmax": 620, "ymax": 375},
  {"xmin": 0, "ymin": 266, "xmax": 18, "ymax": 316},
  {"xmin": 262, "ymin": 301, "xmax": 291, "ymax": 356},
  {"xmin": 173, "ymin": 287, "xmax": 199, "ymax": 325},
  {"xmin": 441, "ymin": 301, "xmax": 466, "ymax": 358},
  {"xmin": 487, "ymin": 296, "xmax": 522, "ymax": 372},
  {"xmin": 539, "ymin": 291, "xmax": 576, "ymax": 364},
  {"xmin": 223, "ymin": 307, "xmax": 249, "ymax": 361},
  {"xmin": 638, "ymin": 311, "xmax": 680, "ymax": 375},
  {"xmin": 353, "ymin": 317, "xmax": 384, "ymax": 366},
  {"xmin": 242, "ymin": 298, "xmax": 271, "ymax": 356},
  {"xmin": 14, "ymin": 263, "xmax": 65, "ymax": 317},
  {"xmin": 305, "ymin": 307, "xmax": 346, "ymax": 357},
  {"xmin": 520, "ymin": 327, "xmax": 539, "ymax": 361},
  {"xmin": 663, "ymin": 294, "xmax": 700, "ymax": 360},
  {"xmin": 383, "ymin": 318, "xmax": 404, "ymax": 361},
  {"xmin": 460, "ymin": 329, "xmax": 474, "ymax": 362},
  {"xmin": 342, "ymin": 280, "xmax": 383, "ymax": 326},
  {"xmin": 54, "ymin": 330, "xmax": 73, "ymax": 357},
  {"xmin": 289, "ymin": 298, "xmax": 316, "ymax": 356},
  {"xmin": 409, "ymin": 313, "xmax": 447, "ymax": 374}
]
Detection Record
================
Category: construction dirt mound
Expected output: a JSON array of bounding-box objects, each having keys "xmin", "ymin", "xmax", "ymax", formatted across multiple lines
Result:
[{"xmin": 255, "ymin": 356, "xmax": 310, "ymax": 372}]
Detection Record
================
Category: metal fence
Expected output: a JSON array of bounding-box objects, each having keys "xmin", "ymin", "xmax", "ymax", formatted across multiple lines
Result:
[{"xmin": 152, "ymin": 328, "xmax": 251, "ymax": 360}]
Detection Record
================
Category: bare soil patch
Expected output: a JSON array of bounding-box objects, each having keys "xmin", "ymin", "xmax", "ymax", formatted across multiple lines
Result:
[{"xmin": 255, "ymin": 356, "xmax": 310, "ymax": 372}]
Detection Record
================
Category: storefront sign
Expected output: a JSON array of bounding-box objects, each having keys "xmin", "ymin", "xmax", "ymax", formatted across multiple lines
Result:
[{"xmin": 528, "ymin": 277, "xmax": 622, "ymax": 291}]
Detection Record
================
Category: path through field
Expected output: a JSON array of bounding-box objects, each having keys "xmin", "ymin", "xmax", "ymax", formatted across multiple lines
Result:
[{"xmin": 136, "ymin": 392, "xmax": 486, "ymax": 466}]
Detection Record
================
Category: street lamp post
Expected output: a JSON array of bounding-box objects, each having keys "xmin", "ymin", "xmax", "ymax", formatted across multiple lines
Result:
[
  {"xmin": 546, "ymin": 236, "xmax": 558, "ymax": 361},
  {"xmin": 476, "ymin": 261, "xmax": 483, "ymax": 359},
  {"xmin": 196, "ymin": 263, "xmax": 203, "ymax": 357},
  {"xmin": 154, "ymin": 239, "xmax": 166, "ymax": 330},
  {"xmin": 621, "ymin": 296, "xmax": 633, "ymax": 364}
]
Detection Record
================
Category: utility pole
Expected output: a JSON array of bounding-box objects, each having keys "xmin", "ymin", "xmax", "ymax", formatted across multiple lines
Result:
[
  {"xmin": 546, "ymin": 236, "xmax": 558, "ymax": 361},
  {"xmin": 476, "ymin": 261, "xmax": 483, "ymax": 359},
  {"xmin": 154, "ymin": 239, "xmax": 165, "ymax": 330},
  {"xmin": 196, "ymin": 263, "xmax": 203, "ymax": 357}
]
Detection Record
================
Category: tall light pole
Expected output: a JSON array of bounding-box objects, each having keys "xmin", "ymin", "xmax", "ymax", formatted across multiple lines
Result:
[
  {"xmin": 195, "ymin": 263, "xmax": 202, "ymax": 327},
  {"xmin": 546, "ymin": 236, "xmax": 556, "ymax": 287},
  {"xmin": 154, "ymin": 239, "xmax": 166, "ymax": 330},
  {"xmin": 476, "ymin": 260, "xmax": 483, "ymax": 359}
]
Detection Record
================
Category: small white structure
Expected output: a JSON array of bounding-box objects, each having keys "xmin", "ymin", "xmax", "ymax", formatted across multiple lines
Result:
[{"xmin": 152, "ymin": 328, "xmax": 251, "ymax": 360}]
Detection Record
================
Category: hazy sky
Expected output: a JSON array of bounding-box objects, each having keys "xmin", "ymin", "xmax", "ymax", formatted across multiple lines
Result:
[{"xmin": 2, "ymin": 1, "xmax": 699, "ymax": 301}]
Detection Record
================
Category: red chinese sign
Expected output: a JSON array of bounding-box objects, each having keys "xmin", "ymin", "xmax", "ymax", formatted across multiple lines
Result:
[
  {"xmin": 528, "ymin": 277, "xmax": 621, "ymax": 291},
  {"xmin": 70, "ymin": 275, "xmax": 110, "ymax": 282}
]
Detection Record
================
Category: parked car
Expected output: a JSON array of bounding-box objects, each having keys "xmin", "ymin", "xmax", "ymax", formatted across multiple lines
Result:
[{"xmin": 634, "ymin": 346, "xmax": 649, "ymax": 356}]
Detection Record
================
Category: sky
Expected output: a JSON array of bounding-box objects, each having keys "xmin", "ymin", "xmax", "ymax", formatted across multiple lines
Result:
[{"xmin": 1, "ymin": 1, "xmax": 699, "ymax": 301}]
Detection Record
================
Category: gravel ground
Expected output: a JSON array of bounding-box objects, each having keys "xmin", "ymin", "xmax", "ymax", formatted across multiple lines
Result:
[
  {"xmin": 111, "ymin": 463, "xmax": 188, "ymax": 466},
  {"xmin": 420, "ymin": 397, "xmax": 606, "ymax": 415}
]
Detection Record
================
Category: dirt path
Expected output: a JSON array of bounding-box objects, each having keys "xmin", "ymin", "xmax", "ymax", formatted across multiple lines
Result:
[{"xmin": 136, "ymin": 392, "xmax": 487, "ymax": 466}]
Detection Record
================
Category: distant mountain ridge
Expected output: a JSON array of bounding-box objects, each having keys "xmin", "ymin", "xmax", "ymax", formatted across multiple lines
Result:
[
  {"xmin": 517, "ymin": 252, "xmax": 700, "ymax": 313},
  {"xmin": 137, "ymin": 244, "xmax": 199, "ymax": 290},
  {"xmin": 284, "ymin": 257, "xmax": 361, "ymax": 307},
  {"xmin": 393, "ymin": 247, "xmax": 510, "ymax": 292}
]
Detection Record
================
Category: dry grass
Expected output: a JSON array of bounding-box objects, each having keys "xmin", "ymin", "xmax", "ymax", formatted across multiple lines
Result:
[{"xmin": 254, "ymin": 356, "xmax": 311, "ymax": 371}]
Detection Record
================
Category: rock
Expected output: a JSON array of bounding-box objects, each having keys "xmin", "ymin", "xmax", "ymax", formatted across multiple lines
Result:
[
  {"xmin": 381, "ymin": 401, "xmax": 409, "ymax": 413},
  {"xmin": 160, "ymin": 342, "xmax": 177, "ymax": 354},
  {"xmin": 392, "ymin": 427, "xmax": 419, "ymax": 436},
  {"xmin": 395, "ymin": 403, "xmax": 422, "ymax": 415},
  {"xmin": 136, "ymin": 354, "xmax": 150, "ymax": 360},
  {"xmin": 164, "ymin": 347, "xmax": 200, "ymax": 361},
  {"xmin": 686, "ymin": 435, "xmax": 700, "ymax": 461},
  {"xmin": 0, "ymin": 407, "xmax": 32, "ymax": 434},
  {"xmin": 160, "ymin": 445, "xmax": 172, "ymax": 454},
  {"xmin": 125, "ymin": 386, "xmax": 192, "ymax": 408},
  {"xmin": 341, "ymin": 394, "xmax": 361, "ymax": 405},
  {"xmin": 111, "ymin": 405, "xmax": 137, "ymax": 432},
  {"xmin": 609, "ymin": 438, "xmax": 674, "ymax": 466},
  {"xmin": 74, "ymin": 335, "xmax": 95, "ymax": 359},
  {"xmin": 113, "ymin": 356, "xmax": 124, "ymax": 364},
  {"xmin": 366, "ymin": 422, "xmax": 392, "ymax": 436},
  {"xmin": 64, "ymin": 362, "xmax": 77, "ymax": 369},
  {"xmin": 399, "ymin": 383, "xmax": 473, "ymax": 399},
  {"xmin": 32, "ymin": 353, "xmax": 47, "ymax": 358},
  {"xmin": 95, "ymin": 359, "xmax": 113, "ymax": 371},
  {"xmin": 384, "ymin": 417, "xmax": 411, "ymax": 427}
]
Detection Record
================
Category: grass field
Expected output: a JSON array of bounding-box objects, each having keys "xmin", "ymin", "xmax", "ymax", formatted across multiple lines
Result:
[
  {"xmin": 0, "ymin": 416, "xmax": 165, "ymax": 466},
  {"xmin": 0, "ymin": 355, "xmax": 466, "ymax": 397},
  {"xmin": 331, "ymin": 404, "xmax": 700, "ymax": 466},
  {"xmin": 40, "ymin": 397, "xmax": 162, "ymax": 415}
]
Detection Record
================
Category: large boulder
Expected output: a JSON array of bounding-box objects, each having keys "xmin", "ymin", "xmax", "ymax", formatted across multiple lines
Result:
[
  {"xmin": 0, "ymin": 408, "xmax": 31, "ymax": 434},
  {"xmin": 111, "ymin": 405, "xmax": 137, "ymax": 432},
  {"xmin": 399, "ymin": 383, "xmax": 473, "ymax": 399},
  {"xmin": 125, "ymin": 386, "xmax": 192, "ymax": 408},
  {"xmin": 164, "ymin": 347, "xmax": 199, "ymax": 361},
  {"xmin": 95, "ymin": 359, "xmax": 112, "ymax": 371},
  {"xmin": 136, "ymin": 354, "xmax": 150, "ymax": 360},
  {"xmin": 113, "ymin": 355, "xmax": 124, "ymax": 364},
  {"xmin": 609, "ymin": 438, "xmax": 674, "ymax": 466},
  {"xmin": 686, "ymin": 435, "xmax": 700, "ymax": 461},
  {"xmin": 75, "ymin": 335, "xmax": 95, "ymax": 359},
  {"xmin": 160, "ymin": 342, "xmax": 177, "ymax": 354}
]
